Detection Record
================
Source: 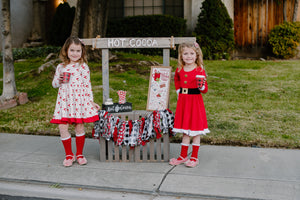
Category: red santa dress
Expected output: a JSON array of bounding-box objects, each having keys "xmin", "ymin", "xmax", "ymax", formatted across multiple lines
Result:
[
  {"xmin": 173, "ymin": 67, "xmax": 210, "ymax": 136},
  {"xmin": 50, "ymin": 63, "xmax": 99, "ymax": 124}
]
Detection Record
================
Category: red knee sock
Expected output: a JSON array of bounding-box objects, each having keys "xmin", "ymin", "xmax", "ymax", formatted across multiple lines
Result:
[
  {"xmin": 61, "ymin": 136, "xmax": 73, "ymax": 160},
  {"xmin": 76, "ymin": 133, "xmax": 85, "ymax": 159},
  {"xmin": 190, "ymin": 144, "xmax": 200, "ymax": 161},
  {"xmin": 178, "ymin": 143, "xmax": 189, "ymax": 160}
]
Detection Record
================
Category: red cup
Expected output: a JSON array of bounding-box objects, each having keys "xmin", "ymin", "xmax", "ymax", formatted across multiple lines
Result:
[
  {"xmin": 196, "ymin": 75, "xmax": 205, "ymax": 89},
  {"xmin": 62, "ymin": 72, "xmax": 71, "ymax": 83},
  {"xmin": 117, "ymin": 90, "xmax": 127, "ymax": 104}
]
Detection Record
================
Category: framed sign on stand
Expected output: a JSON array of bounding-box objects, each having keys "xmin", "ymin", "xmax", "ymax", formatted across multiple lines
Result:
[{"xmin": 146, "ymin": 66, "xmax": 172, "ymax": 111}]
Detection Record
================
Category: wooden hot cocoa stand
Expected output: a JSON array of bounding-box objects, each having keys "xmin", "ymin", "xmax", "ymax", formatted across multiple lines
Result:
[{"xmin": 81, "ymin": 36, "xmax": 196, "ymax": 162}]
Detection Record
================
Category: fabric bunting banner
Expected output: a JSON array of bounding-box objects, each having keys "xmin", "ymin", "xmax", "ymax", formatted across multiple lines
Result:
[{"xmin": 93, "ymin": 109, "xmax": 175, "ymax": 147}]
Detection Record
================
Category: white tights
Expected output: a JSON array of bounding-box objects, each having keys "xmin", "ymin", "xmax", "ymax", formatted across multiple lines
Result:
[{"xmin": 59, "ymin": 123, "xmax": 85, "ymax": 139}]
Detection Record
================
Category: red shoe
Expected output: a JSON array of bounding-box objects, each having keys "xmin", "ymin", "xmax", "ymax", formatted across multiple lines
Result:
[
  {"xmin": 185, "ymin": 157, "xmax": 199, "ymax": 168},
  {"xmin": 76, "ymin": 155, "xmax": 87, "ymax": 165},
  {"xmin": 169, "ymin": 156, "xmax": 188, "ymax": 166},
  {"xmin": 63, "ymin": 155, "xmax": 75, "ymax": 167}
]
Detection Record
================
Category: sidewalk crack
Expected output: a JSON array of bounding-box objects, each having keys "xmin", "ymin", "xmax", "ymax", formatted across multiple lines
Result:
[
  {"xmin": 155, "ymin": 152, "xmax": 192, "ymax": 193},
  {"xmin": 155, "ymin": 165, "xmax": 176, "ymax": 193}
]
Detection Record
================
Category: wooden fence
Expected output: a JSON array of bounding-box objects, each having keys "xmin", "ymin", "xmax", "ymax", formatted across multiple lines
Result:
[{"xmin": 234, "ymin": 0, "xmax": 300, "ymax": 48}]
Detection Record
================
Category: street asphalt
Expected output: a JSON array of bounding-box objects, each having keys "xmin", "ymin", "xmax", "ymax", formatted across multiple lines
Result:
[{"xmin": 0, "ymin": 133, "xmax": 299, "ymax": 200}]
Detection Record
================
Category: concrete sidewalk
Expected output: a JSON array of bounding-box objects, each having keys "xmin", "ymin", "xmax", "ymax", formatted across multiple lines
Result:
[{"xmin": 0, "ymin": 133, "xmax": 299, "ymax": 200}]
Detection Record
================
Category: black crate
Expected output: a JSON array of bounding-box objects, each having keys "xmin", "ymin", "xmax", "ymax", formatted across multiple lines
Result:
[{"xmin": 102, "ymin": 102, "xmax": 132, "ymax": 113}]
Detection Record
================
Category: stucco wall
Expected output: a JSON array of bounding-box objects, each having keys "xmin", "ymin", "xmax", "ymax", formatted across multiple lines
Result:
[{"xmin": 0, "ymin": 0, "xmax": 33, "ymax": 48}]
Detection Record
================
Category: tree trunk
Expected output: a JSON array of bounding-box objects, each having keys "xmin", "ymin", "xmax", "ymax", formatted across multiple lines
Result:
[
  {"xmin": 81, "ymin": 0, "xmax": 110, "ymax": 38},
  {"xmin": 77, "ymin": 0, "xmax": 110, "ymax": 61},
  {"xmin": 293, "ymin": 0, "xmax": 299, "ymax": 22},
  {"xmin": 100, "ymin": 0, "xmax": 110, "ymax": 37},
  {"xmin": 283, "ymin": 0, "xmax": 287, "ymax": 21},
  {"xmin": 71, "ymin": 0, "xmax": 82, "ymax": 37},
  {"xmin": 1, "ymin": 0, "xmax": 17, "ymax": 100}
]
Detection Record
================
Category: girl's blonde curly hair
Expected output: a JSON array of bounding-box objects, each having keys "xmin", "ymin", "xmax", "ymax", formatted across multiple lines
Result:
[
  {"xmin": 59, "ymin": 36, "xmax": 87, "ymax": 66},
  {"xmin": 177, "ymin": 42, "xmax": 204, "ymax": 71}
]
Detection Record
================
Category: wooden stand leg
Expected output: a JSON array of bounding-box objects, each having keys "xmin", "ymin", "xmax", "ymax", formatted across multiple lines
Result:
[
  {"xmin": 99, "ymin": 137, "xmax": 106, "ymax": 162},
  {"xmin": 163, "ymin": 134, "xmax": 170, "ymax": 162}
]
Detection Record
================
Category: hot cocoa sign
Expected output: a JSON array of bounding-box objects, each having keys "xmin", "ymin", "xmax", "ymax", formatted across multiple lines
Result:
[
  {"xmin": 107, "ymin": 38, "xmax": 159, "ymax": 48},
  {"xmin": 82, "ymin": 37, "xmax": 174, "ymax": 49}
]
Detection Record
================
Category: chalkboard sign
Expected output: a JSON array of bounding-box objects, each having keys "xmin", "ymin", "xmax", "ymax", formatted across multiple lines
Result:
[{"xmin": 102, "ymin": 102, "xmax": 132, "ymax": 113}]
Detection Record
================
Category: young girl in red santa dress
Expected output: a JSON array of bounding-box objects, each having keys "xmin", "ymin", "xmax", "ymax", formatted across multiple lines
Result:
[
  {"xmin": 169, "ymin": 42, "xmax": 210, "ymax": 168},
  {"xmin": 50, "ymin": 36, "xmax": 100, "ymax": 167}
]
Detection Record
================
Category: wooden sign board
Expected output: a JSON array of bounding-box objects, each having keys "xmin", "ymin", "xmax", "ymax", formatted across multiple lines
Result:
[
  {"xmin": 81, "ymin": 37, "xmax": 196, "ymax": 49},
  {"xmin": 146, "ymin": 66, "xmax": 172, "ymax": 111}
]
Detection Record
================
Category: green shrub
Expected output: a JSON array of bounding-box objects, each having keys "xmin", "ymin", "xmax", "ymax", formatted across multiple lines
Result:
[
  {"xmin": 107, "ymin": 15, "xmax": 186, "ymax": 37},
  {"xmin": 0, "ymin": 46, "xmax": 61, "ymax": 62},
  {"xmin": 268, "ymin": 22, "xmax": 300, "ymax": 59},
  {"xmin": 106, "ymin": 15, "xmax": 187, "ymax": 56},
  {"xmin": 194, "ymin": 0, "xmax": 235, "ymax": 60}
]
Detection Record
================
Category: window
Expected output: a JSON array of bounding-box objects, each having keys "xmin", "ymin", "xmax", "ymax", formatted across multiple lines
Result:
[
  {"xmin": 109, "ymin": 0, "xmax": 183, "ymax": 19},
  {"xmin": 124, "ymin": 0, "xmax": 163, "ymax": 16}
]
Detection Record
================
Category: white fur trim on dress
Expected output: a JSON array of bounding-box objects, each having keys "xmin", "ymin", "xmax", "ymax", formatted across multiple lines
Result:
[{"xmin": 172, "ymin": 128, "xmax": 210, "ymax": 136}]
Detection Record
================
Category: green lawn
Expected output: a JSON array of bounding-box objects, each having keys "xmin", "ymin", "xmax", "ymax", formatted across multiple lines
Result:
[{"xmin": 0, "ymin": 53, "xmax": 299, "ymax": 148}]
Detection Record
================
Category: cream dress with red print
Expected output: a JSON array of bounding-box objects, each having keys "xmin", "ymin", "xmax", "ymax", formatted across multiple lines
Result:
[{"xmin": 50, "ymin": 63, "xmax": 99, "ymax": 124}]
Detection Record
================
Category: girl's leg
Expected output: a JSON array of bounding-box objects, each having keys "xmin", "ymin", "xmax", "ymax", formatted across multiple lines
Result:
[
  {"xmin": 75, "ymin": 123, "xmax": 87, "ymax": 165},
  {"xmin": 169, "ymin": 134, "xmax": 190, "ymax": 165},
  {"xmin": 185, "ymin": 135, "xmax": 200, "ymax": 168},
  {"xmin": 191, "ymin": 135, "xmax": 200, "ymax": 161},
  {"xmin": 59, "ymin": 123, "xmax": 71, "ymax": 139},
  {"xmin": 59, "ymin": 124, "xmax": 75, "ymax": 167},
  {"xmin": 179, "ymin": 134, "xmax": 190, "ymax": 159}
]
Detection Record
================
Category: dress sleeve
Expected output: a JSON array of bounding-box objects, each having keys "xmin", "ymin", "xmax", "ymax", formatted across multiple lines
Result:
[
  {"xmin": 81, "ymin": 63, "xmax": 94, "ymax": 102},
  {"xmin": 174, "ymin": 68, "xmax": 181, "ymax": 90},
  {"xmin": 52, "ymin": 64, "xmax": 62, "ymax": 88}
]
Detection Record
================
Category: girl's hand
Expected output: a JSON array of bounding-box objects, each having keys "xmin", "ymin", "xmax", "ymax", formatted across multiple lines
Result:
[
  {"xmin": 199, "ymin": 79, "xmax": 206, "ymax": 91},
  {"xmin": 200, "ymin": 79, "xmax": 206, "ymax": 88},
  {"xmin": 91, "ymin": 101, "xmax": 101, "ymax": 110},
  {"xmin": 59, "ymin": 74, "xmax": 64, "ymax": 84}
]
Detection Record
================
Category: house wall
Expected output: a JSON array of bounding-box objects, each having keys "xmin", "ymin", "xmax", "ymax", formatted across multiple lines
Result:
[
  {"xmin": 0, "ymin": 0, "xmax": 76, "ymax": 48},
  {"xmin": 0, "ymin": 0, "xmax": 33, "ymax": 48},
  {"xmin": 3, "ymin": 0, "xmax": 299, "ymax": 51}
]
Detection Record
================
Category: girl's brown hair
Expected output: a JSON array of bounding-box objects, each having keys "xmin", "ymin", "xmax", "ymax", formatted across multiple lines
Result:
[
  {"xmin": 59, "ymin": 36, "xmax": 87, "ymax": 65},
  {"xmin": 177, "ymin": 42, "xmax": 204, "ymax": 71}
]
